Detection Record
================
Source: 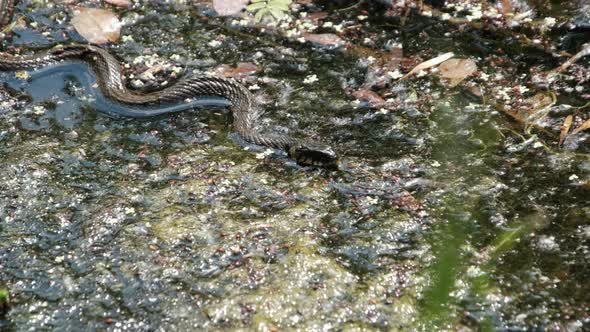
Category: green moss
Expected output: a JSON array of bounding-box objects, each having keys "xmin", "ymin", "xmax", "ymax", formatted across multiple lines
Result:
[
  {"xmin": 0, "ymin": 288, "xmax": 9, "ymax": 312},
  {"xmin": 151, "ymin": 206, "xmax": 216, "ymax": 241}
]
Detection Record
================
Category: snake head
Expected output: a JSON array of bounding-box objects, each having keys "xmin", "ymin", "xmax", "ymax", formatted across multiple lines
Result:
[{"xmin": 288, "ymin": 143, "xmax": 338, "ymax": 169}]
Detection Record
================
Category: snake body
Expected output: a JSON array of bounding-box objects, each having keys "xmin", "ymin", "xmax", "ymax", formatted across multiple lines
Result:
[{"xmin": 0, "ymin": 0, "xmax": 337, "ymax": 168}]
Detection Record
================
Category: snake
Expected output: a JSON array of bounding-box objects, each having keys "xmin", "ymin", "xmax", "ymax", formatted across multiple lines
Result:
[{"xmin": 0, "ymin": 0, "xmax": 338, "ymax": 168}]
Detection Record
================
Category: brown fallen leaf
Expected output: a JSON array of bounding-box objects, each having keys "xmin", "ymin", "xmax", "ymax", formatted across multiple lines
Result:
[
  {"xmin": 363, "ymin": 46, "xmax": 403, "ymax": 89},
  {"xmin": 522, "ymin": 92, "xmax": 553, "ymax": 111},
  {"xmin": 500, "ymin": 0, "xmax": 513, "ymax": 17},
  {"xmin": 401, "ymin": 52, "xmax": 454, "ymax": 80},
  {"xmin": 71, "ymin": 7, "xmax": 122, "ymax": 44},
  {"xmin": 215, "ymin": 62, "xmax": 258, "ymax": 78},
  {"xmin": 395, "ymin": 191, "xmax": 421, "ymax": 211},
  {"xmin": 572, "ymin": 118, "xmax": 590, "ymax": 135},
  {"xmin": 139, "ymin": 64, "xmax": 165, "ymax": 80},
  {"xmin": 438, "ymin": 58, "xmax": 477, "ymax": 87},
  {"xmin": 307, "ymin": 12, "xmax": 329, "ymax": 24},
  {"xmin": 559, "ymin": 115, "xmax": 573, "ymax": 146},
  {"xmin": 213, "ymin": 0, "xmax": 249, "ymax": 16},
  {"xmin": 352, "ymin": 88, "xmax": 386, "ymax": 108},
  {"xmin": 105, "ymin": 0, "xmax": 132, "ymax": 7},
  {"xmin": 521, "ymin": 92, "xmax": 555, "ymax": 124},
  {"xmin": 302, "ymin": 33, "xmax": 346, "ymax": 48}
]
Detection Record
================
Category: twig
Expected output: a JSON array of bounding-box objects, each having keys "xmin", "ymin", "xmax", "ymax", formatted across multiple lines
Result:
[
  {"xmin": 335, "ymin": 0, "xmax": 364, "ymax": 12},
  {"xmin": 556, "ymin": 43, "xmax": 590, "ymax": 72}
]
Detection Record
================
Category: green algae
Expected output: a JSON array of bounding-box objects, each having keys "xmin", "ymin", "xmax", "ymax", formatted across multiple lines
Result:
[{"xmin": 1, "ymin": 1, "xmax": 590, "ymax": 331}]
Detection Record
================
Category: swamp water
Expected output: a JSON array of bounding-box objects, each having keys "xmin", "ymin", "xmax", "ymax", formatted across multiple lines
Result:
[{"xmin": 0, "ymin": 1, "xmax": 589, "ymax": 331}]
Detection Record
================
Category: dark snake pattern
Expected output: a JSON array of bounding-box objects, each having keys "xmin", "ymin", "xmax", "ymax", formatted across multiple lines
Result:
[{"xmin": 0, "ymin": 0, "xmax": 338, "ymax": 168}]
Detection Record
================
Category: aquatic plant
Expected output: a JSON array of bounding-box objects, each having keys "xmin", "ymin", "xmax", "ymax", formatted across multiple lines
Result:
[
  {"xmin": 246, "ymin": 0, "xmax": 292, "ymax": 22},
  {"xmin": 0, "ymin": 288, "xmax": 8, "ymax": 313}
]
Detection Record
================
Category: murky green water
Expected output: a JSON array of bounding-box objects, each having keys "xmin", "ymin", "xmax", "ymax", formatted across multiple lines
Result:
[{"xmin": 1, "ymin": 0, "xmax": 589, "ymax": 331}]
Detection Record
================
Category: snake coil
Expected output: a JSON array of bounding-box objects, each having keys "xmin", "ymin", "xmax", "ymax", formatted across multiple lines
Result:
[{"xmin": 0, "ymin": 0, "xmax": 338, "ymax": 168}]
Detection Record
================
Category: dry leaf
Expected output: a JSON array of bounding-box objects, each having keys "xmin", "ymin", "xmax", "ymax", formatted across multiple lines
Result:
[
  {"xmin": 213, "ymin": 0, "xmax": 249, "ymax": 16},
  {"xmin": 302, "ymin": 33, "xmax": 346, "ymax": 48},
  {"xmin": 401, "ymin": 52, "xmax": 454, "ymax": 79},
  {"xmin": 363, "ymin": 46, "xmax": 403, "ymax": 89},
  {"xmin": 500, "ymin": 0, "xmax": 513, "ymax": 16},
  {"xmin": 139, "ymin": 64, "xmax": 165, "ymax": 81},
  {"xmin": 438, "ymin": 58, "xmax": 477, "ymax": 87},
  {"xmin": 105, "ymin": 0, "xmax": 132, "ymax": 7},
  {"xmin": 396, "ymin": 191, "xmax": 421, "ymax": 211},
  {"xmin": 572, "ymin": 118, "xmax": 590, "ymax": 135},
  {"xmin": 71, "ymin": 8, "xmax": 122, "ymax": 44},
  {"xmin": 215, "ymin": 62, "xmax": 258, "ymax": 78},
  {"xmin": 559, "ymin": 115, "xmax": 573, "ymax": 146},
  {"xmin": 307, "ymin": 11, "xmax": 329, "ymax": 23},
  {"xmin": 523, "ymin": 93, "xmax": 553, "ymax": 111},
  {"xmin": 352, "ymin": 88, "xmax": 386, "ymax": 108},
  {"xmin": 521, "ymin": 92, "xmax": 555, "ymax": 124}
]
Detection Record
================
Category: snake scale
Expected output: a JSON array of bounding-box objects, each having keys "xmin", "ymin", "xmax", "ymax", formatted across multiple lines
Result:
[{"xmin": 0, "ymin": 0, "xmax": 338, "ymax": 168}]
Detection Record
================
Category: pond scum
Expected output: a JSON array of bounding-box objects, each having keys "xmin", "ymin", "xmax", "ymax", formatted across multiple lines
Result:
[{"xmin": 0, "ymin": 0, "xmax": 589, "ymax": 331}]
